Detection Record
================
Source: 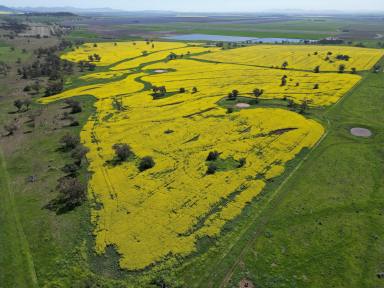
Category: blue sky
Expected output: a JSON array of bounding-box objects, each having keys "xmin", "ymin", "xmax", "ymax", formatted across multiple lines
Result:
[{"xmin": 4, "ymin": 0, "xmax": 384, "ymax": 12}]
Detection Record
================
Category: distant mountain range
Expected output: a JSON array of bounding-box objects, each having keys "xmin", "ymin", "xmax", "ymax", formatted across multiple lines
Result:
[
  {"xmin": 0, "ymin": 5, "xmax": 17, "ymax": 12},
  {"xmin": 0, "ymin": 5, "xmax": 383, "ymax": 16}
]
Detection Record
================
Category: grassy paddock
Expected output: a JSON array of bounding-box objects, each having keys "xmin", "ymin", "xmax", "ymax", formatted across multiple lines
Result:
[{"xmin": 211, "ymin": 59, "xmax": 384, "ymax": 288}]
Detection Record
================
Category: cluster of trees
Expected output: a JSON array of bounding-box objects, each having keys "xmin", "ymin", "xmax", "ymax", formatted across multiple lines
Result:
[
  {"xmin": 18, "ymin": 54, "xmax": 74, "ymax": 80},
  {"xmin": 17, "ymin": 40, "xmax": 77, "ymax": 97},
  {"xmin": 0, "ymin": 19, "xmax": 27, "ymax": 33},
  {"xmin": 0, "ymin": 61, "xmax": 10, "ymax": 77},
  {"xmin": 108, "ymin": 142, "xmax": 155, "ymax": 172},
  {"xmin": 45, "ymin": 133, "xmax": 90, "ymax": 214},
  {"xmin": 64, "ymin": 99, "xmax": 82, "ymax": 114},
  {"xmin": 228, "ymin": 89, "xmax": 239, "ymax": 100},
  {"xmin": 13, "ymin": 98, "xmax": 32, "ymax": 112},
  {"xmin": 287, "ymin": 99, "xmax": 312, "ymax": 114},
  {"xmin": 205, "ymin": 151, "xmax": 246, "ymax": 175},
  {"xmin": 152, "ymin": 86, "xmax": 167, "ymax": 98},
  {"xmin": 78, "ymin": 60, "xmax": 96, "ymax": 72},
  {"xmin": 88, "ymin": 53, "xmax": 101, "ymax": 62}
]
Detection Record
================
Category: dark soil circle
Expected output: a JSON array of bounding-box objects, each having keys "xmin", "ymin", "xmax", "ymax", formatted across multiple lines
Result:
[{"xmin": 350, "ymin": 127, "xmax": 372, "ymax": 138}]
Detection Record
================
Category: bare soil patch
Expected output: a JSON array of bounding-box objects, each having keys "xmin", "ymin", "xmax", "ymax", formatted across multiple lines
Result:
[
  {"xmin": 236, "ymin": 103, "xmax": 251, "ymax": 108},
  {"xmin": 350, "ymin": 127, "xmax": 372, "ymax": 138},
  {"xmin": 239, "ymin": 279, "xmax": 255, "ymax": 288}
]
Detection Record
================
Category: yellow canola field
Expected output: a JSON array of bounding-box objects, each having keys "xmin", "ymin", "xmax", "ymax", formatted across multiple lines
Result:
[
  {"xmin": 42, "ymin": 84, "xmax": 323, "ymax": 270},
  {"xmin": 62, "ymin": 41, "xmax": 187, "ymax": 66},
  {"xmin": 195, "ymin": 45, "xmax": 384, "ymax": 72},
  {"xmin": 111, "ymin": 46, "xmax": 220, "ymax": 71},
  {"xmin": 144, "ymin": 59, "xmax": 361, "ymax": 106},
  {"xmin": 40, "ymin": 42, "xmax": 371, "ymax": 270}
]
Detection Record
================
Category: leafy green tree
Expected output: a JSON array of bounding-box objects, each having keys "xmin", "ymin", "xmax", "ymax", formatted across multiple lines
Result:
[
  {"xmin": 112, "ymin": 143, "xmax": 133, "ymax": 162},
  {"xmin": 60, "ymin": 133, "xmax": 80, "ymax": 151},
  {"xmin": 139, "ymin": 156, "xmax": 155, "ymax": 172},
  {"xmin": 206, "ymin": 151, "xmax": 220, "ymax": 161},
  {"xmin": 338, "ymin": 64, "xmax": 346, "ymax": 73},
  {"xmin": 206, "ymin": 163, "xmax": 218, "ymax": 175}
]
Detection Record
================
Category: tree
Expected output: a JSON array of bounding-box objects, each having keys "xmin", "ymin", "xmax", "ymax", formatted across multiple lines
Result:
[
  {"xmin": 314, "ymin": 83, "xmax": 319, "ymax": 89},
  {"xmin": 14, "ymin": 99, "xmax": 23, "ymax": 112},
  {"xmin": 139, "ymin": 156, "xmax": 155, "ymax": 172},
  {"xmin": 299, "ymin": 99, "xmax": 310, "ymax": 114},
  {"xmin": 46, "ymin": 178, "xmax": 86, "ymax": 214},
  {"xmin": 338, "ymin": 64, "xmax": 346, "ymax": 73},
  {"xmin": 71, "ymin": 144, "xmax": 90, "ymax": 166},
  {"xmin": 179, "ymin": 87, "xmax": 186, "ymax": 93},
  {"xmin": 238, "ymin": 158, "xmax": 246, "ymax": 168},
  {"xmin": 206, "ymin": 163, "xmax": 217, "ymax": 175},
  {"xmin": 281, "ymin": 75, "xmax": 287, "ymax": 86},
  {"xmin": 152, "ymin": 86, "xmax": 167, "ymax": 98},
  {"xmin": 282, "ymin": 61, "xmax": 289, "ymax": 69},
  {"xmin": 228, "ymin": 89, "xmax": 239, "ymax": 100},
  {"xmin": 87, "ymin": 63, "xmax": 96, "ymax": 71},
  {"xmin": 65, "ymin": 99, "xmax": 82, "ymax": 114},
  {"xmin": 60, "ymin": 133, "xmax": 80, "ymax": 151},
  {"xmin": 23, "ymin": 98, "xmax": 32, "ymax": 111},
  {"xmin": 206, "ymin": 151, "xmax": 220, "ymax": 161},
  {"xmin": 78, "ymin": 61, "xmax": 85, "ymax": 72},
  {"xmin": 112, "ymin": 143, "xmax": 133, "ymax": 162},
  {"xmin": 45, "ymin": 81, "xmax": 63, "ymax": 97},
  {"xmin": 314, "ymin": 66, "xmax": 320, "ymax": 73},
  {"xmin": 351, "ymin": 67, "xmax": 357, "ymax": 74},
  {"xmin": 88, "ymin": 55, "xmax": 94, "ymax": 62},
  {"xmin": 93, "ymin": 54, "xmax": 101, "ymax": 62},
  {"xmin": 168, "ymin": 53, "xmax": 177, "ymax": 60},
  {"xmin": 253, "ymin": 88, "xmax": 264, "ymax": 103},
  {"xmin": 61, "ymin": 163, "xmax": 79, "ymax": 176},
  {"xmin": 192, "ymin": 87, "xmax": 198, "ymax": 94}
]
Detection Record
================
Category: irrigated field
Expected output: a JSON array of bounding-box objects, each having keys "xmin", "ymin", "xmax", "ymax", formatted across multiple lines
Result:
[{"xmin": 40, "ymin": 41, "xmax": 382, "ymax": 272}]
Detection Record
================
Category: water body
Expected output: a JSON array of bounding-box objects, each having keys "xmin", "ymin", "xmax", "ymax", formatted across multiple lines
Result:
[{"xmin": 164, "ymin": 34, "xmax": 314, "ymax": 43}]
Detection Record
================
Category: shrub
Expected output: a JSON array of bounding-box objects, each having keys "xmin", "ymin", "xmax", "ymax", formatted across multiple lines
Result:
[{"xmin": 139, "ymin": 156, "xmax": 155, "ymax": 172}]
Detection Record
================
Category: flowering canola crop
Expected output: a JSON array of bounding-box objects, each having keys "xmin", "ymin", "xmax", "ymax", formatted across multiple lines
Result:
[
  {"xmin": 196, "ymin": 44, "xmax": 384, "ymax": 72},
  {"xmin": 40, "ymin": 41, "xmax": 379, "ymax": 270}
]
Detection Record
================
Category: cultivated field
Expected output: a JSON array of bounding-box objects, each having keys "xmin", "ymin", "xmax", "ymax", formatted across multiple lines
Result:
[{"xmin": 39, "ymin": 41, "xmax": 382, "ymax": 271}]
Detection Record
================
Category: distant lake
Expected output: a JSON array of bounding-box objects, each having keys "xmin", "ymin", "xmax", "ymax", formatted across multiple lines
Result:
[{"xmin": 164, "ymin": 34, "xmax": 313, "ymax": 43}]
